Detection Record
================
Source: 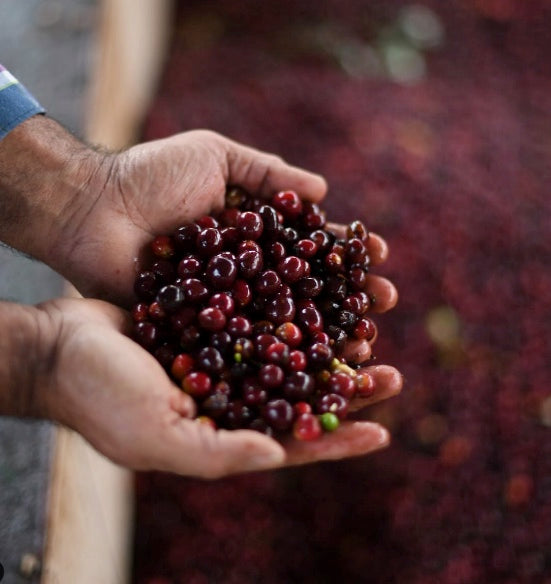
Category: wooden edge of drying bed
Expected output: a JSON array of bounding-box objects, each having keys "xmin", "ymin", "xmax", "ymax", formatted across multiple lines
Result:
[{"xmin": 41, "ymin": 1, "xmax": 174, "ymax": 583}]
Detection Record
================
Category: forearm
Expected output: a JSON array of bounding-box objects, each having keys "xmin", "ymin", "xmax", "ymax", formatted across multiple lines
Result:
[
  {"xmin": 0, "ymin": 115, "xmax": 111, "ymax": 266},
  {"xmin": 0, "ymin": 301, "xmax": 51, "ymax": 418}
]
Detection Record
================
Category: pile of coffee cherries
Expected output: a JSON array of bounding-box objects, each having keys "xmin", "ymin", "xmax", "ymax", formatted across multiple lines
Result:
[{"xmin": 131, "ymin": 188, "xmax": 378, "ymax": 440}]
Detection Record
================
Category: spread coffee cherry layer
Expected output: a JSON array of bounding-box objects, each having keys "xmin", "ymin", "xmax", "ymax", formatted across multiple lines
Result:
[{"xmin": 131, "ymin": 188, "xmax": 379, "ymax": 440}]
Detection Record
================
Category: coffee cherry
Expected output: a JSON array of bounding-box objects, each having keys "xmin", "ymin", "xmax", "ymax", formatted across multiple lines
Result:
[
  {"xmin": 328, "ymin": 372, "xmax": 356, "ymax": 399},
  {"xmin": 265, "ymin": 241, "xmax": 286, "ymax": 263},
  {"xmin": 151, "ymin": 235, "xmax": 175, "ymax": 258},
  {"xmin": 277, "ymin": 256, "xmax": 306, "ymax": 283},
  {"xmin": 196, "ymin": 347, "xmax": 225, "ymax": 374},
  {"xmin": 293, "ymin": 413, "xmax": 322, "ymax": 441},
  {"xmin": 225, "ymin": 186, "xmax": 247, "ymax": 208},
  {"xmin": 355, "ymin": 373, "xmax": 375, "ymax": 397},
  {"xmin": 263, "ymin": 399, "xmax": 294, "ymax": 431},
  {"xmin": 295, "ymin": 277, "xmax": 323, "ymax": 298},
  {"xmin": 258, "ymin": 205, "xmax": 281, "ymax": 236},
  {"xmin": 255, "ymin": 270, "xmax": 281, "ymax": 296},
  {"xmin": 208, "ymin": 292, "xmax": 235, "ymax": 317},
  {"xmin": 275, "ymin": 322, "xmax": 303, "ymax": 348},
  {"xmin": 205, "ymin": 254, "xmax": 238, "ymax": 289},
  {"xmin": 306, "ymin": 343, "xmax": 334, "ymax": 369},
  {"xmin": 343, "ymin": 292, "xmax": 370, "ymax": 315},
  {"xmin": 237, "ymin": 211, "xmax": 263, "ymax": 240},
  {"xmin": 237, "ymin": 249, "xmax": 263, "ymax": 279},
  {"xmin": 170, "ymin": 307, "xmax": 196, "ymax": 332},
  {"xmin": 201, "ymin": 392, "xmax": 229, "ymax": 419},
  {"xmin": 271, "ymin": 190, "xmax": 303, "ymax": 220},
  {"xmin": 258, "ymin": 364, "xmax": 285, "ymax": 388},
  {"xmin": 283, "ymin": 372, "xmax": 315, "ymax": 401},
  {"xmin": 281, "ymin": 226, "xmax": 299, "ymax": 245},
  {"xmin": 336, "ymin": 310, "xmax": 359, "ymax": 333},
  {"xmin": 296, "ymin": 305, "xmax": 324, "ymax": 334},
  {"xmin": 300, "ymin": 202, "xmax": 326, "ymax": 230},
  {"xmin": 353, "ymin": 317, "xmax": 376, "ymax": 341},
  {"xmin": 225, "ymin": 401, "xmax": 253, "ymax": 429},
  {"xmin": 133, "ymin": 321, "xmax": 159, "ymax": 348},
  {"xmin": 173, "ymin": 223, "xmax": 201, "ymax": 253},
  {"xmin": 177, "ymin": 255, "xmax": 202, "ymax": 278},
  {"xmin": 242, "ymin": 378, "xmax": 269, "ymax": 406},
  {"xmin": 288, "ymin": 350, "xmax": 307, "ymax": 372},
  {"xmin": 293, "ymin": 401, "xmax": 312, "ymax": 416},
  {"xmin": 264, "ymin": 296, "xmax": 296, "ymax": 325},
  {"xmin": 132, "ymin": 302, "xmax": 149, "ymax": 322},
  {"xmin": 319, "ymin": 411, "xmax": 340, "ymax": 432},
  {"xmin": 182, "ymin": 372, "xmax": 212, "ymax": 398},
  {"xmin": 232, "ymin": 279, "xmax": 252, "ymax": 306},
  {"xmin": 227, "ymin": 316, "xmax": 252, "ymax": 337},
  {"xmin": 157, "ymin": 285, "xmax": 185, "ymax": 313},
  {"xmin": 210, "ymin": 331, "xmax": 233, "ymax": 356},
  {"xmin": 316, "ymin": 393, "xmax": 349, "ymax": 420},
  {"xmin": 196, "ymin": 227, "xmax": 223, "ymax": 257},
  {"xmin": 196, "ymin": 215, "xmax": 218, "ymax": 229},
  {"xmin": 346, "ymin": 220, "xmax": 369, "ymax": 242},
  {"xmin": 134, "ymin": 271, "xmax": 159, "ymax": 301},
  {"xmin": 253, "ymin": 320, "xmax": 275, "ymax": 336},
  {"xmin": 265, "ymin": 342, "xmax": 290, "ymax": 366},
  {"xmin": 181, "ymin": 278, "xmax": 210, "ymax": 303},
  {"xmin": 348, "ymin": 266, "xmax": 368, "ymax": 291},
  {"xmin": 294, "ymin": 238, "xmax": 318, "ymax": 259},
  {"xmin": 180, "ymin": 325, "xmax": 201, "ymax": 351},
  {"xmin": 171, "ymin": 354, "xmax": 195, "ymax": 380},
  {"xmin": 311, "ymin": 331, "xmax": 331, "ymax": 345}
]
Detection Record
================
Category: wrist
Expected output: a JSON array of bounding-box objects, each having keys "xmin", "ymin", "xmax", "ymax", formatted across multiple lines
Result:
[
  {"xmin": 0, "ymin": 115, "xmax": 115, "ymax": 269},
  {"xmin": 0, "ymin": 302, "xmax": 56, "ymax": 419}
]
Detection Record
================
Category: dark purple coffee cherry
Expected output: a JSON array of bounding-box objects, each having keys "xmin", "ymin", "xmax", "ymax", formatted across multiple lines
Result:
[{"xmin": 263, "ymin": 399, "xmax": 294, "ymax": 431}]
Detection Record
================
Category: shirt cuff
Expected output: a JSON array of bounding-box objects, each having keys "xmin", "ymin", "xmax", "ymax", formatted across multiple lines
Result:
[{"xmin": 0, "ymin": 65, "xmax": 46, "ymax": 140}]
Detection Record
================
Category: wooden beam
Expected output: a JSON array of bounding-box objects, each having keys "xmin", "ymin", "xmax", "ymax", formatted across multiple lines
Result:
[
  {"xmin": 41, "ymin": 431, "xmax": 134, "ymax": 584},
  {"xmin": 86, "ymin": 0, "xmax": 174, "ymax": 150}
]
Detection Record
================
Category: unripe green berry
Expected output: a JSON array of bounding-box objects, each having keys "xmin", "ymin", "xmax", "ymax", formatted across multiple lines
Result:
[{"xmin": 319, "ymin": 412, "xmax": 340, "ymax": 432}]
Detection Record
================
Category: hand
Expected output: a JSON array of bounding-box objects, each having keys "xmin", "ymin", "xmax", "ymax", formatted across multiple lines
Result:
[
  {"xmin": 51, "ymin": 129, "xmax": 327, "ymax": 306},
  {"xmin": 35, "ymin": 297, "xmax": 401, "ymax": 478}
]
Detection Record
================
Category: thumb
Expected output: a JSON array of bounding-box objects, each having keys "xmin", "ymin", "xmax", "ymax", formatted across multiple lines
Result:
[
  {"xmin": 161, "ymin": 422, "xmax": 286, "ymax": 478},
  {"xmin": 223, "ymin": 138, "xmax": 328, "ymax": 202}
]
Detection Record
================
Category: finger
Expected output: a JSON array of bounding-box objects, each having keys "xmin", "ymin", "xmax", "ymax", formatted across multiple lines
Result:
[
  {"xmin": 364, "ymin": 274, "xmax": 398, "ymax": 313},
  {"xmin": 281, "ymin": 421, "xmax": 390, "ymax": 467},
  {"xmin": 224, "ymin": 139, "xmax": 327, "ymax": 202},
  {"xmin": 162, "ymin": 422, "xmax": 286, "ymax": 479},
  {"xmin": 349, "ymin": 364, "xmax": 403, "ymax": 412},
  {"xmin": 326, "ymin": 223, "xmax": 389, "ymax": 266},
  {"xmin": 342, "ymin": 338, "xmax": 372, "ymax": 363},
  {"xmin": 168, "ymin": 387, "xmax": 197, "ymax": 419}
]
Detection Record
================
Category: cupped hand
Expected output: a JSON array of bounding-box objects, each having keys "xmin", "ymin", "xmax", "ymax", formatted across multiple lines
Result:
[
  {"xmin": 55, "ymin": 130, "xmax": 327, "ymax": 306},
  {"xmin": 36, "ymin": 297, "xmax": 401, "ymax": 478}
]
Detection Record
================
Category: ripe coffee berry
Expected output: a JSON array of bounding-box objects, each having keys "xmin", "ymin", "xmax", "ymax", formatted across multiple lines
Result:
[{"xmin": 131, "ymin": 188, "xmax": 389, "ymax": 440}]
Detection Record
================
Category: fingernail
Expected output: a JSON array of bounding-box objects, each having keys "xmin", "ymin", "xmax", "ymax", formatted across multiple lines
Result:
[
  {"xmin": 376, "ymin": 425, "xmax": 391, "ymax": 447},
  {"xmin": 244, "ymin": 450, "xmax": 285, "ymax": 471}
]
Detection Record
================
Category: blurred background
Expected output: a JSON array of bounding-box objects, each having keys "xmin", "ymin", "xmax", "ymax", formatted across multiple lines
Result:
[
  {"xmin": 134, "ymin": 1, "xmax": 551, "ymax": 583},
  {"xmin": 1, "ymin": 1, "xmax": 551, "ymax": 583}
]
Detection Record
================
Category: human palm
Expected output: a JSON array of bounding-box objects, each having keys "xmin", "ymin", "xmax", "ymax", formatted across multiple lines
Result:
[{"xmin": 38, "ymin": 298, "xmax": 400, "ymax": 477}]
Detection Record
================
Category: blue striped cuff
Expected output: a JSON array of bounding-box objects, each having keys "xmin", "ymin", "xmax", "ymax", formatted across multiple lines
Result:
[{"xmin": 0, "ymin": 69, "xmax": 45, "ymax": 139}]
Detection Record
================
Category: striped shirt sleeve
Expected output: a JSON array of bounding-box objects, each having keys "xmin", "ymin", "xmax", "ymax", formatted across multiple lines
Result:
[{"xmin": 0, "ymin": 64, "xmax": 45, "ymax": 139}]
